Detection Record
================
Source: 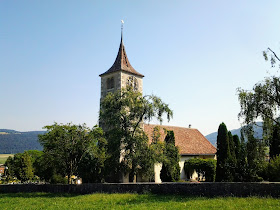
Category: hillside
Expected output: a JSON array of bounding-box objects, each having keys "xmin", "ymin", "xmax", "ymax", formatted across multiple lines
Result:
[
  {"xmin": 0, "ymin": 129, "xmax": 45, "ymax": 154},
  {"xmin": 205, "ymin": 122, "xmax": 263, "ymax": 147}
]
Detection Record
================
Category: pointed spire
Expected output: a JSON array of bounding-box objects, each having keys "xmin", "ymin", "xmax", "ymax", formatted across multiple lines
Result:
[{"xmin": 99, "ymin": 22, "xmax": 144, "ymax": 77}]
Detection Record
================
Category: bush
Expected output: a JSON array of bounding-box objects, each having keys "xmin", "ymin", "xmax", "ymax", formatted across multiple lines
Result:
[
  {"xmin": 184, "ymin": 158, "xmax": 216, "ymax": 182},
  {"xmin": 50, "ymin": 174, "xmax": 68, "ymax": 184},
  {"xmin": 268, "ymin": 155, "xmax": 280, "ymax": 182}
]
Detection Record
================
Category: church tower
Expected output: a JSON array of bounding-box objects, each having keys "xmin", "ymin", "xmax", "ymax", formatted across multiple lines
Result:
[{"xmin": 99, "ymin": 31, "xmax": 144, "ymax": 101}]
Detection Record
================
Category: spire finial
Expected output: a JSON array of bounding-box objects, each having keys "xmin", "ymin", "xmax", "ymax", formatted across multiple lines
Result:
[{"xmin": 121, "ymin": 20, "xmax": 124, "ymax": 40}]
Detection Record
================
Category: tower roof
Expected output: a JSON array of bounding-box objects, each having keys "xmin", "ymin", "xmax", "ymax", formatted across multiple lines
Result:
[{"xmin": 99, "ymin": 35, "xmax": 144, "ymax": 77}]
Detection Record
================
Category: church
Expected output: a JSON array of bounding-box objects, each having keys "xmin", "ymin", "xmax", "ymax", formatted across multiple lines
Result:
[{"xmin": 99, "ymin": 30, "xmax": 216, "ymax": 183}]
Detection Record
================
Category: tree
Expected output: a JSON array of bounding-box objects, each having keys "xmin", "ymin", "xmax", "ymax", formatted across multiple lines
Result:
[
  {"xmin": 25, "ymin": 150, "xmax": 44, "ymax": 178},
  {"xmin": 11, "ymin": 151, "xmax": 34, "ymax": 182},
  {"xmin": 100, "ymin": 87, "xmax": 173, "ymax": 182},
  {"xmin": 235, "ymin": 131, "xmax": 248, "ymax": 181},
  {"xmin": 216, "ymin": 123, "xmax": 232, "ymax": 182},
  {"xmin": 4, "ymin": 156, "xmax": 15, "ymax": 181},
  {"xmin": 270, "ymin": 124, "xmax": 280, "ymax": 159},
  {"xmin": 268, "ymin": 155, "xmax": 280, "ymax": 181},
  {"xmin": 78, "ymin": 127, "xmax": 108, "ymax": 183},
  {"xmin": 39, "ymin": 123, "xmax": 105, "ymax": 184},
  {"xmin": 233, "ymin": 135, "xmax": 241, "ymax": 158},
  {"xmin": 160, "ymin": 130, "xmax": 180, "ymax": 182},
  {"xmin": 246, "ymin": 128, "xmax": 259, "ymax": 181},
  {"xmin": 238, "ymin": 48, "xmax": 280, "ymax": 150}
]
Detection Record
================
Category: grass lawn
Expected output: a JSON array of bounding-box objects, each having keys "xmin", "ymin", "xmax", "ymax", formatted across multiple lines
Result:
[
  {"xmin": 0, "ymin": 154, "xmax": 14, "ymax": 164},
  {"xmin": 0, "ymin": 193, "xmax": 279, "ymax": 209}
]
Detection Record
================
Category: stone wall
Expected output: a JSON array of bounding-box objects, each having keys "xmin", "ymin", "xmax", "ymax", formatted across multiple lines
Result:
[{"xmin": 1, "ymin": 183, "xmax": 280, "ymax": 197}]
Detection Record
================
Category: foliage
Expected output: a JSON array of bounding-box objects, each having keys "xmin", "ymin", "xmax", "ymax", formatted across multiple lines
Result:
[
  {"xmin": 78, "ymin": 127, "xmax": 108, "ymax": 183},
  {"xmin": 267, "ymin": 155, "xmax": 280, "ymax": 182},
  {"xmin": 233, "ymin": 135, "xmax": 241, "ymax": 159},
  {"xmin": 233, "ymin": 127, "xmax": 266, "ymax": 182},
  {"xmin": 184, "ymin": 158, "xmax": 216, "ymax": 182},
  {"xmin": 4, "ymin": 156, "xmax": 15, "ymax": 181},
  {"xmin": 100, "ymin": 87, "xmax": 173, "ymax": 182},
  {"xmin": 245, "ymin": 128, "xmax": 261, "ymax": 181},
  {"xmin": 216, "ymin": 123, "xmax": 232, "ymax": 182},
  {"xmin": 160, "ymin": 130, "xmax": 180, "ymax": 182},
  {"xmin": 238, "ymin": 48, "xmax": 280, "ymax": 162},
  {"xmin": 5, "ymin": 151, "xmax": 34, "ymax": 182},
  {"xmin": 270, "ymin": 124, "xmax": 280, "ymax": 159},
  {"xmin": 38, "ymin": 123, "xmax": 106, "ymax": 184}
]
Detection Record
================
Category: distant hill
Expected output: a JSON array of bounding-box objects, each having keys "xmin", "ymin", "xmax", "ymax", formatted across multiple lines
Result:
[
  {"xmin": 205, "ymin": 122, "xmax": 263, "ymax": 147},
  {"xmin": 0, "ymin": 129, "xmax": 46, "ymax": 154}
]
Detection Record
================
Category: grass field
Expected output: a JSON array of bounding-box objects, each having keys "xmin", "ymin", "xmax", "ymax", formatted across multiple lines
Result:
[
  {"xmin": 0, "ymin": 193, "xmax": 279, "ymax": 209},
  {"xmin": 0, "ymin": 154, "xmax": 14, "ymax": 164}
]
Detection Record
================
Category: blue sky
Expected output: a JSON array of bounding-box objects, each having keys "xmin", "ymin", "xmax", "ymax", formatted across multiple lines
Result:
[{"xmin": 1, "ymin": 1, "xmax": 280, "ymax": 135}]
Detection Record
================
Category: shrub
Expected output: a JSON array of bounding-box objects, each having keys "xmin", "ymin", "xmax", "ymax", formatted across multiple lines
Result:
[
  {"xmin": 184, "ymin": 158, "xmax": 216, "ymax": 182},
  {"xmin": 268, "ymin": 155, "xmax": 280, "ymax": 182}
]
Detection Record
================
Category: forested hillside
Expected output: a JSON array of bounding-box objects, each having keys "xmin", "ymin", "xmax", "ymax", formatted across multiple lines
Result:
[{"xmin": 0, "ymin": 129, "xmax": 45, "ymax": 154}]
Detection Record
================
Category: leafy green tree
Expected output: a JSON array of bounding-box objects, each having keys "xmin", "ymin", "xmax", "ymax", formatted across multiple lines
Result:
[
  {"xmin": 270, "ymin": 124, "xmax": 280, "ymax": 159},
  {"xmin": 160, "ymin": 130, "xmax": 180, "ymax": 182},
  {"xmin": 78, "ymin": 127, "xmax": 108, "ymax": 183},
  {"xmin": 25, "ymin": 150, "xmax": 44, "ymax": 178},
  {"xmin": 238, "ymin": 48, "xmax": 280, "ymax": 154},
  {"xmin": 100, "ymin": 87, "xmax": 173, "ymax": 182},
  {"xmin": 39, "ymin": 123, "xmax": 104, "ymax": 184},
  {"xmin": 216, "ymin": 123, "xmax": 232, "ymax": 182},
  {"xmin": 11, "ymin": 151, "xmax": 34, "ymax": 182}
]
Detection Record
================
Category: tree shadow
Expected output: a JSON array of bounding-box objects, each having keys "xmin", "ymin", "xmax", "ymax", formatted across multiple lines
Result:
[{"xmin": 0, "ymin": 192, "xmax": 80, "ymax": 199}]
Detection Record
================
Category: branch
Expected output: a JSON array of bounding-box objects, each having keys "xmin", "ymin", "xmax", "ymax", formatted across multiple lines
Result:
[{"xmin": 268, "ymin": 48, "xmax": 280, "ymax": 62}]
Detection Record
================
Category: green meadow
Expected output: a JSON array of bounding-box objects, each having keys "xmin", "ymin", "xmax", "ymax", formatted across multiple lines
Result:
[
  {"xmin": 0, "ymin": 154, "xmax": 13, "ymax": 164},
  {"xmin": 0, "ymin": 193, "xmax": 279, "ymax": 209}
]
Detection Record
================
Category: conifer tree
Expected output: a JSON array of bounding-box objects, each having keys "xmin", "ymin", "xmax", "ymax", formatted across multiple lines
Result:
[
  {"xmin": 160, "ymin": 130, "xmax": 180, "ymax": 182},
  {"xmin": 233, "ymin": 135, "xmax": 241, "ymax": 158},
  {"xmin": 216, "ymin": 123, "xmax": 231, "ymax": 182},
  {"xmin": 270, "ymin": 124, "xmax": 280, "ymax": 159},
  {"xmin": 246, "ymin": 128, "xmax": 259, "ymax": 181},
  {"xmin": 236, "ymin": 130, "xmax": 248, "ymax": 181},
  {"xmin": 228, "ymin": 131, "xmax": 236, "ymax": 180}
]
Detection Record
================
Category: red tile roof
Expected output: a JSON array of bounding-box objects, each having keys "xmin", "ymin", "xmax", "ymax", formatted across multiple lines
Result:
[
  {"xmin": 144, "ymin": 124, "xmax": 216, "ymax": 155},
  {"xmin": 100, "ymin": 35, "xmax": 144, "ymax": 77}
]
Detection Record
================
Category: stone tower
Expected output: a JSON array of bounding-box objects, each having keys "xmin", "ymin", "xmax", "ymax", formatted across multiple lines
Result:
[{"xmin": 99, "ymin": 33, "xmax": 144, "ymax": 101}]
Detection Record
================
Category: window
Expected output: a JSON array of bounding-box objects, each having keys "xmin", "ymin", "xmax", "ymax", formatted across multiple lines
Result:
[{"xmin": 107, "ymin": 77, "xmax": 115, "ymax": 89}]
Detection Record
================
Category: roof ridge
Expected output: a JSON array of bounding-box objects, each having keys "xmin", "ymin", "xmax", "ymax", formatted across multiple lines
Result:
[{"xmin": 144, "ymin": 123, "xmax": 197, "ymax": 130}]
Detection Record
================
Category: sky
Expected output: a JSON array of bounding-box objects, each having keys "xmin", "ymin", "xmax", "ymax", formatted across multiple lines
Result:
[{"xmin": 1, "ymin": 1, "xmax": 280, "ymax": 136}]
